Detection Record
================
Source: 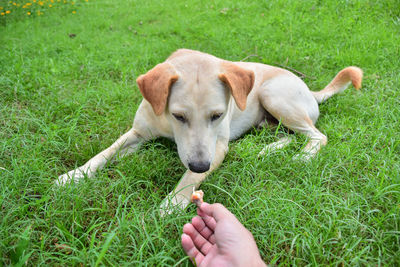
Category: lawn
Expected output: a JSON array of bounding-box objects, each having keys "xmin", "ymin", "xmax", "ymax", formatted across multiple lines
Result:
[{"xmin": 1, "ymin": 0, "xmax": 399, "ymax": 265}]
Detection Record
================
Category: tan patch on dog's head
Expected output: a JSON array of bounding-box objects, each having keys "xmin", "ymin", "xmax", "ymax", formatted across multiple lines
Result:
[
  {"xmin": 218, "ymin": 62, "xmax": 255, "ymax": 110},
  {"xmin": 136, "ymin": 63, "xmax": 178, "ymax": 115}
]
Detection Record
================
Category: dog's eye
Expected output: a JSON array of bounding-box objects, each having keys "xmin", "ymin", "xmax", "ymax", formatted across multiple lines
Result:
[
  {"xmin": 173, "ymin": 113, "xmax": 187, "ymax": 123},
  {"xmin": 211, "ymin": 113, "xmax": 223, "ymax": 121}
]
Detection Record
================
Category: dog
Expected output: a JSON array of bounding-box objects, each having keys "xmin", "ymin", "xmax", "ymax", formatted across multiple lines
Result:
[{"xmin": 56, "ymin": 49, "xmax": 362, "ymax": 214}]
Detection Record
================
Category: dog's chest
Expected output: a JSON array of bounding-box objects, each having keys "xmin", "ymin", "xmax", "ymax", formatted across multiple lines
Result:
[{"xmin": 229, "ymin": 105, "xmax": 264, "ymax": 140}]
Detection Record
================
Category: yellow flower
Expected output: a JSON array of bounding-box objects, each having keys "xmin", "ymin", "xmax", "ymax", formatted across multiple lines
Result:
[
  {"xmin": 27, "ymin": 11, "xmax": 31, "ymax": 15},
  {"xmin": 38, "ymin": 1, "xmax": 43, "ymax": 6},
  {"xmin": 6, "ymin": 10, "xmax": 11, "ymax": 14},
  {"xmin": 49, "ymin": 4, "xmax": 52, "ymax": 7},
  {"xmin": 51, "ymin": 0, "xmax": 54, "ymax": 2},
  {"xmin": 33, "ymin": 0, "xmax": 36, "ymax": 2},
  {"xmin": 0, "ymin": 12, "xmax": 4, "ymax": 16},
  {"xmin": 72, "ymin": 10, "xmax": 76, "ymax": 14},
  {"xmin": 13, "ymin": 2, "xmax": 17, "ymax": 6},
  {"xmin": 0, "ymin": 7, "xmax": 3, "ymax": 10},
  {"xmin": 26, "ymin": 3, "xmax": 32, "ymax": 6}
]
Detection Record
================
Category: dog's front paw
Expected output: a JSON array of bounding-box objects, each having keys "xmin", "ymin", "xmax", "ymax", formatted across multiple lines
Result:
[
  {"xmin": 55, "ymin": 168, "xmax": 87, "ymax": 186},
  {"xmin": 159, "ymin": 193, "xmax": 190, "ymax": 217}
]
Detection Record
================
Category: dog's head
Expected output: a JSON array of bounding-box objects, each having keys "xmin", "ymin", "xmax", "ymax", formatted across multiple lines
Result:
[{"xmin": 137, "ymin": 51, "xmax": 254, "ymax": 173}]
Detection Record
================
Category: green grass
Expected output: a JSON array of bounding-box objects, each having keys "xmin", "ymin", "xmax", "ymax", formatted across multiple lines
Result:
[{"xmin": 1, "ymin": 0, "xmax": 399, "ymax": 265}]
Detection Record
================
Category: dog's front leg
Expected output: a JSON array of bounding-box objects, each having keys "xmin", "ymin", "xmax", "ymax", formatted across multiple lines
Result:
[
  {"xmin": 56, "ymin": 128, "xmax": 148, "ymax": 186},
  {"xmin": 160, "ymin": 138, "xmax": 228, "ymax": 215}
]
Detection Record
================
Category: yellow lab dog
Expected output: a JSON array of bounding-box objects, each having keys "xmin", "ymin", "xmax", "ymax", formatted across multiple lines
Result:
[{"xmin": 57, "ymin": 49, "xmax": 362, "ymax": 214}]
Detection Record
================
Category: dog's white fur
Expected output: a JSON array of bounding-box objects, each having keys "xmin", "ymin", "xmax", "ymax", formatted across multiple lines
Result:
[{"xmin": 56, "ymin": 49, "xmax": 362, "ymax": 214}]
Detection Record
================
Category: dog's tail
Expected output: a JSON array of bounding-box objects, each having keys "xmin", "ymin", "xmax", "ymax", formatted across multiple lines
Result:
[{"xmin": 312, "ymin": 66, "xmax": 363, "ymax": 104}]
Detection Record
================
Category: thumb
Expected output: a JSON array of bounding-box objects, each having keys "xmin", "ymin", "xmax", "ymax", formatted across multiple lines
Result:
[{"xmin": 199, "ymin": 202, "xmax": 236, "ymax": 222}]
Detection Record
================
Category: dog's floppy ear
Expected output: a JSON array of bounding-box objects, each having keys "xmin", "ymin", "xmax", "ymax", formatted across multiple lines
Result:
[
  {"xmin": 136, "ymin": 63, "xmax": 178, "ymax": 116},
  {"xmin": 218, "ymin": 62, "xmax": 255, "ymax": 111}
]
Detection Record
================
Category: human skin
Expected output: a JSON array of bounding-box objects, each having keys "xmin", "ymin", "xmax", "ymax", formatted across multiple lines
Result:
[{"xmin": 181, "ymin": 202, "xmax": 267, "ymax": 267}]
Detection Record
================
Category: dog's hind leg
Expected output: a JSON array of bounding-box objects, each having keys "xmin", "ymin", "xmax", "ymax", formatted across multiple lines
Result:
[
  {"xmin": 294, "ymin": 122, "xmax": 327, "ymax": 160},
  {"xmin": 262, "ymin": 115, "xmax": 327, "ymax": 161},
  {"xmin": 264, "ymin": 108, "xmax": 328, "ymax": 160},
  {"xmin": 262, "ymin": 109, "xmax": 327, "ymax": 161},
  {"xmin": 258, "ymin": 136, "xmax": 294, "ymax": 156},
  {"xmin": 259, "ymin": 75, "xmax": 327, "ymax": 160},
  {"xmin": 56, "ymin": 127, "xmax": 149, "ymax": 186}
]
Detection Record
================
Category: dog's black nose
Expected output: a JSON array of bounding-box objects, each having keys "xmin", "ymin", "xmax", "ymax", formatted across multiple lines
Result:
[{"xmin": 188, "ymin": 161, "xmax": 210, "ymax": 173}]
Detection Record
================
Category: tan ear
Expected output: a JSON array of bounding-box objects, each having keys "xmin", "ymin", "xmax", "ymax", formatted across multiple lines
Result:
[
  {"xmin": 136, "ymin": 63, "xmax": 178, "ymax": 115},
  {"xmin": 218, "ymin": 62, "xmax": 255, "ymax": 111}
]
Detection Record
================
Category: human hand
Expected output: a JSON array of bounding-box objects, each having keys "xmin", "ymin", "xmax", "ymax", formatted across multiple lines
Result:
[{"xmin": 181, "ymin": 202, "xmax": 266, "ymax": 267}]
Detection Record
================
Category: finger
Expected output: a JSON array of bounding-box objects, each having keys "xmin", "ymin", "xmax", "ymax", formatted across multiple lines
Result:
[
  {"xmin": 181, "ymin": 234, "xmax": 204, "ymax": 265},
  {"xmin": 200, "ymin": 214, "xmax": 217, "ymax": 231},
  {"xmin": 191, "ymin": 216, "xmax": 216, "ymax": 244},
  {"xmin": 183, "ymin": 223, "xmax": 214, "ymax": 255},
  {"xmin": 199, "ymin": 202, "xmax": 235, "ymax": 223},
  {"xmin": 197, "ymin": 205, "xmax": 217, "ymax": 231}
]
